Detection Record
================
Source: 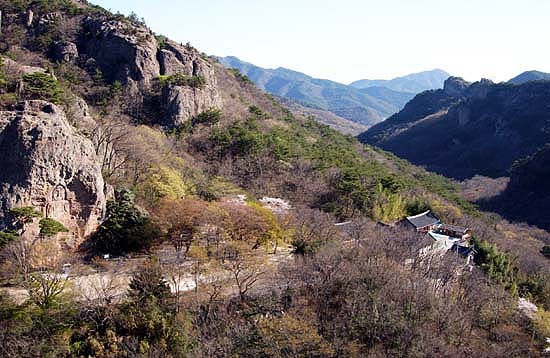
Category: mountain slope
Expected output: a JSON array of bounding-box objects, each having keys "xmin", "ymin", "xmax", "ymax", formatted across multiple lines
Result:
[
  {"xmin": 218, "ymin": 56, "xmax": 415, "ymax": 126},
  {"xmin": 508, "ymin": 70, "xmax": 550, "ymax": 85},
  {"xmin": 275, "ymin": 96, "xmax": 368, "ymax": 135},
  {"xmin": 359, "ymin": 77, "xmax": 550, "ymax": 179},
  {"xmin": 479, "ymin": 144, "xmax": 550, "ymax": 230},
  {"xmin": 349, "ymin": 69, "xmax": 450, "ymax": 93}
]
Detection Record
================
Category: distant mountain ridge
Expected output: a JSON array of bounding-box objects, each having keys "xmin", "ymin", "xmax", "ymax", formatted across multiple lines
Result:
[
  {"xmin": 218, "ymin": 56, "xmax": 448, "ymax": 127},
  {"xmin": 349, "ymin": 69, "xmax": 450, "ymax": 93}
]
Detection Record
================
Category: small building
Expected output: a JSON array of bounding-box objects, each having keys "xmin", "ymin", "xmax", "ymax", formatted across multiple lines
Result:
[
  {"xmin": 404, "ymin": 210, "xmax": 440, "ymax": 233},
  {"xmin": 436, "ymin": 223, "xmax": 471, "ymax": 241}
]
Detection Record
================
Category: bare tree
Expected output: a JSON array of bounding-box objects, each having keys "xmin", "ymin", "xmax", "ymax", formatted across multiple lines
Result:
[
  {"xmin": 25, "ymin": 272, "xmax": 67, "ymax": 308},
  {"xmin": 1, "ymin": 239, "xmax": 32, "ymax": 282},
  {"xmin": 90, "ymin": 116, "xmax": 131, "ymax": 179},
  {"xmin": 218, "ymin": 241, "xmax": 271, "ymax": 302}
]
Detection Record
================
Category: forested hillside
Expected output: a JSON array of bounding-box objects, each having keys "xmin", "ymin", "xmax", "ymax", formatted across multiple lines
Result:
[
  {"xmin": 0, "ymin": 1, "xmax": 549, "ymax": 357},
  {"xmin": 360, "ymin": 77, "xmax": 550, "ymax": 180}
]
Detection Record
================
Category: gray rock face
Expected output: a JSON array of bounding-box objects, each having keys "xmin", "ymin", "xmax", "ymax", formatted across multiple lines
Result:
[
  {"xmin": 443, "ymin": 77, "xmax": 470, "ymax": 97},
  {"xmin": 2, "ymin": 57, "xmax": 45, "ymax": 75},
  {"xmin": 80, "ymin": 19, "xmax": 222, "ymax": 127},
  {"xmin": 468, "ymin": 78, "xmax": 493, "ymax": 100},
  {"xmin": 159, "ymin": 42, "xmax": 222, "ymax": 127},
  {"xmin": 161, "ymin": 85, "xmax": 221, "ymax": 127},
  {"xmin": 81, "ymin": 18, "xmax": 160, "ymax": 86},
  {"xmin": 158, "ymin": 42, "xmax": 204, "ymax": 76},
  {"xmin": 0, "ymin": 101, "xmax": 107, "ymax": 239},
  {"xmin": 52, "ymin": 41, "xmax": 78, "ymax": 63}
]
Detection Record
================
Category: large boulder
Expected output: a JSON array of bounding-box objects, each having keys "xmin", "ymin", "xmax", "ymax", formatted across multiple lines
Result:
[
  {"xmin": 52, "ymin": 40, "xmax": 78, "ymax": 63},
  {"xmin": 0, "ymin": 101, "xmax": 107, "ymax": 240}
]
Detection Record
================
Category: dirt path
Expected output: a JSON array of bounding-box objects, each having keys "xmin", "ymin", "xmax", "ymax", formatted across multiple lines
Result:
[{"xmin": 1, "ymin": 245, "xmax": 295, "ymax": 304}]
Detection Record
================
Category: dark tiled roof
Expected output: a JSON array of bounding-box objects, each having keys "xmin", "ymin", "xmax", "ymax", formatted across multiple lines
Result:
[{"xmin": 406, "ymin": 211, "xmax": 440, "ymax": 229}]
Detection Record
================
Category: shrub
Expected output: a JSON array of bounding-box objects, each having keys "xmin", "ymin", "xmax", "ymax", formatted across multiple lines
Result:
[
  {"xmin": 140, "ymin": 166, "xmax": 195, "ymax": 205},
  {"xmin": 471, "ymin": 237, "xmax": 518, "ymax": 294},
  {"xmin": 128, "ymin": 258, "xmax": 170, "ymax": 303},
  {"xmin": 39, "ymin": 218, "xmax": 69, "ymax": 237},
  {"xmin": 0, "ymin": 231, "xmax": 19, "ymax": 248},
  {"xmin": 157, "ymin": 73, "xmax": 205, "ymax": 89},
  {"xmin": 519, "ymin": 273, "xmax": 550, "ymax": 310},
  {"xmin": 155, "ymin": 34, "xmax": 168, "ymax": 49},
  {"xmin": 10, "ymin": 207, "xmax": 43, "ymax": 230},
  {"xmin": 192, "ymin": 108, "xmax": 222, "ymax": 127},
  {"xmin": 532, "ymin": 309, "xmax": 550, "ymax": 343},
  {"xmin": 22, "ymin": 72, "xmax": 63, "ymax": 104},
  {"xmin": 248, "ymin": 105, "xmax": 265, "ymax": 118}
]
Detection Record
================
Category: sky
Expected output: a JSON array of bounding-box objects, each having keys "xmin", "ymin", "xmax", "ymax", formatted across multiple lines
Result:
[{"xmin": 91, "ymin": 0, "xmax": 550, "ymax": 84}]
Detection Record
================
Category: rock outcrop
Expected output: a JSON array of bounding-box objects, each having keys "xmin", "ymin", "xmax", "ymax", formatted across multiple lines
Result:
[
  {"xmin": 0, "ymin": 101, "xmax": 107, "ymax": 240},
  {"xmin": 158, "ymin": 42, "xmax": 222, "ymax": 127},
  {"xmin": 52, "ymin": 40, "xmax": 78, "ymax": 63},
  {"xmin": 81, "ymin": 17, "xmax": 160, "ymax": 86},
  {"xmin": 79, "ymin": 18, "xmax": 222, "ymax": 127},
  {"xmin": 443, "ymin": 76, "xmax": 470, "ymax": 97}
]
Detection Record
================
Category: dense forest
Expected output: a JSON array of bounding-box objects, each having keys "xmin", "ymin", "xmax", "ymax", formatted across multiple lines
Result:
[{"xmin": 0, "ymin": 1, "xmax": 549, "ymax": 357}]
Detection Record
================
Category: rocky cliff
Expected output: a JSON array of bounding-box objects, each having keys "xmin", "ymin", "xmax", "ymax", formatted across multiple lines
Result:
[
  {"xmin": 78, "ymin": 17, "xmax": 222, "ymax": 127},
  {"xmin": 479, "ymin": 145, "xmax": 550, "ymax": 230},
  {"xmin": 0, "ymin": 100, "xmax": 107, "ymax": 239},
  {"xmin": 359, "ymin": 78, "xmax": 550, "ymax": 179},
  {"xmin": 157, "ymin": 42, "xmax": 222, "ymax": 127}
]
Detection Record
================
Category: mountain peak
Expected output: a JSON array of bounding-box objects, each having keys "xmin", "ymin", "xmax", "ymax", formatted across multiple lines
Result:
[{"xmin": 508, "ymin": 70, "xmax": 550, "ymax": 85}]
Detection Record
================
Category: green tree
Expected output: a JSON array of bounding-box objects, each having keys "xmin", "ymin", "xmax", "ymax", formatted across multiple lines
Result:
[
  {"xmin": 10, "ymin": 206, "xmax": 43, "ymax": 236},
  {"xmin": 90, "ymin": 189, "xmax": 159, "ymax": 254},
  {"xmin": 21, "ymin": 72, "xmax": 63, "ymax": 104},
  {"xmin": 0, "ymin": 231, "xmax": 19, "ymax": 249},
  {"xmin": 471, "ymin": 237, "xmax": 518, "ymax": 294},
  {"xmin": 192, "ymin": 108, "xmax": 222, "ymax": 127}
]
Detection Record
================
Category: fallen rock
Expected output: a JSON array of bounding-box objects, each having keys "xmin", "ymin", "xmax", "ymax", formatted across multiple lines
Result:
[
  {"xmin": 518, "ymin": 297, "xmax": 538, "ymax": 319},
  {"xmin": 0, "ymin": 101, "xmax": 107, "ymax": 240}
]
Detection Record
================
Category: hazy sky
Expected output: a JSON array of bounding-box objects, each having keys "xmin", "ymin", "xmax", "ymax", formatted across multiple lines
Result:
[{"xmin": 91, "ymin": 0, "xmax": 550, "ymax": 84}]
